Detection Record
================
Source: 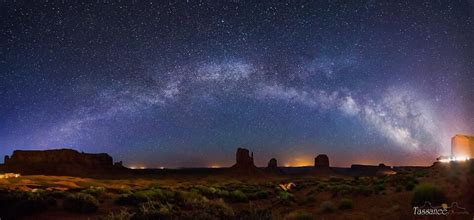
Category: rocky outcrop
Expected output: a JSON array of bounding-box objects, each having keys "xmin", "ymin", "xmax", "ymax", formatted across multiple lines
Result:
[
  {"xmin": 231, "ymin": 148, "xmax": 256, "ymax": 169},
  {"xmin": 266, "ymin": 158, "xmax": 281, "ymax": 173},
  {"xmin": 314, "ymin": 154, "xmax": 329, "ymax": 168},
  {"xmin": 230, "ymin": 148, "xmax": 260, "ymax": 174},
  {"xmin": 267, "ymin": 158, "xmax": 277, "ymax": 169},
  {"xmin": 3, "ymin": 149, "xmax": 126, "ymax": 176}
]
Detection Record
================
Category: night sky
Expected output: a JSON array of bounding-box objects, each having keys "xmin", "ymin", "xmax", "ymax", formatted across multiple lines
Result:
[{"xmin": 1, "ymin": 1, "xmax": 473, "ymax": 168}]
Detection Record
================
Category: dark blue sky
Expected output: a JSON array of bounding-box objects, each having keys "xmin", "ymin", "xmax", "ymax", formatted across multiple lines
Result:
[{"xmin": 1, "ymin": 1, "xmax": 473, "ymax": 167}]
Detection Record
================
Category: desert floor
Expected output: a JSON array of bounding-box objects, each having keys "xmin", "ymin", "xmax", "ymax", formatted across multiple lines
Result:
[{"xmin": 0, "ymin": 162, "xmax": 473, "ymax": 220}]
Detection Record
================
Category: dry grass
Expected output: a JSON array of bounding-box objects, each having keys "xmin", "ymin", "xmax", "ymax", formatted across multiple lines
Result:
[{"xmin": 0, "ymin": 163, "xmax": 472, "ymax": 219}]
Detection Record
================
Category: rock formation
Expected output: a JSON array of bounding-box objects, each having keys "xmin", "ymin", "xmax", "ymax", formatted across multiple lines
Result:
[
  {"xmin": 230, "ymin": 148, "xmax": 261, "ymax": 174},
  {"xmin": 265, "ymin": 158, "xmax": 281, "ymax": 173},
  {"xmin": 267, "ymin": 158, "xmax": 277, "ymax": 169},
  {"xmin": 314, "ymin": 154, "xmax": 330, "ymax": 168},
  {"xmin": 3, "ymin": 149, "xmax": 126, "ymax": 176},
  {"xmin": 231, "ymin": 148, "xmax": 256, "ymax": 169}
]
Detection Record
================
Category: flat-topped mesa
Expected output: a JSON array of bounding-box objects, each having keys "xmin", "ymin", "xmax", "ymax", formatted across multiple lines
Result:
[
  {"xmin": 231, "ymin": 147, "xmax": 257, "ymax": 171},
  {"xmin": 3, "ymin": 149, "xmax": 125, "ymax": 176},
  {"xmin": 314, "ymin": 154, "xmax": 329, "ymax": 168}
]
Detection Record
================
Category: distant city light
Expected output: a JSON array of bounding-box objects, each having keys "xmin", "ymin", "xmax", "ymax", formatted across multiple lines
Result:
[
  {"xmin": 438, "ymin": 156, "xmax": 470, "ymax": 163},
  {"xmin": 0, "ymin": 173, "xmax": 20, "ymax": 179}
]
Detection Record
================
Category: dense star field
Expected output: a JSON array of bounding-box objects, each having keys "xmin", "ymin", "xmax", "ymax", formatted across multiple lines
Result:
[{"xmin": 0, "ymin": 1, "xmax": 473, "ymax": 168}]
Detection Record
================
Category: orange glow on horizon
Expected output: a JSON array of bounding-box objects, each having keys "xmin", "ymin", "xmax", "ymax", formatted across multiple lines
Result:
[
  {"xmin": 283, "ymin": 156, "xmax": 313, "ymax": 167},
  {"xmin": 128, "ymin": 165, "xmax": 146, "ymax": 169}
]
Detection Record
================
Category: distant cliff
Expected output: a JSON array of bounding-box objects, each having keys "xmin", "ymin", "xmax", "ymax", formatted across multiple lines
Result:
[{"xmin": 3, "ymin": 149, "xmax": 126, "ymax": 176}]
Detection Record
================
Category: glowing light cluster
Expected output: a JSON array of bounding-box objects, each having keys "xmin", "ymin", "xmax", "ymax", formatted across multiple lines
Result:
[
  {"xmin": 129, "ymin": 166, "xmax": 146, "ymax": 169},
  {"xmin": 438, "ymin": 156, "xmax": 470, "ymax": 163},
  {"xmin": 0, "ymin": 173, "xmax": 20, "ymax": 179}
]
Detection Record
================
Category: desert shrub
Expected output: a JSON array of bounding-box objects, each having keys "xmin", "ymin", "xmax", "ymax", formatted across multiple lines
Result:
[
  {"xmin": 446, "ymin": 173, "xmax": 461, "ymax": 186},
  {"xmin": 135, "ymin": 189, "xmax": 165, "ymax": 200},
  {"xmin": 18, "ymin": 191, "xmax": 54, "ymax": 212},
  {"xmin": 48, "ymin": 191, "xmax": 69, "ymax": 199},
  {"xmin": 82, "ymin": 186, "xmax": 106, "ymax": 198},
  {"xmin": 64, "ymin": 193, "xmax": 99, "ymax": 213},
  {"xmin": 285, "ymin": 210, "xmax": 313, "ymax": 220},
  {"xmin": 317, "ymin": 183, "xmax": 327, "ymax": 191},
  {"xmin": 15, "ymin": 196, "xmax": 51, "ymax": 213},
  {"xmin": 277, "ymin": 191, "xmax": 294, "ymax": 204},
  {"xmin": 405, "ymin": 181, "xmax": 416, "ymax": 191},
  {"xmin": 114, "ymin": 188, "xmax": 132, "ymax": 194},
  {"xmin": 192, "ymin": 186, "xmax": 221, "ymax": 198},
  {"xmin": 115, "ymin": 188, "xmax": 169, "ymax": 206},
  {"xmin": 200, "ymin": 199, "xmax": 235, "ymax": 219},
  {"xmin": 329, "ymin": 177, "xmax": 343, "ymax": 182},
  {"xmin": 356, "ymin": 185, "xmax": 372, "ymax": 196},
  {"xmin": 334, "ymin": 184, "xmax": 352, "ymax": 196},
  {"xmin": 240, "ymin": 185, "xmax": 259, "ymax": 193},
  {"xmin": 236, "ymin": 206, "xmax": 274, "ymax": 220},
  {"xmin": 411, "ymin": 183, "xmax": 447, "ymax": 206},
  {"xmin": 134, "ymin": 200, "xmax": 173, "ymax": 220},
  {"xmin": 375, "ymin": 178, "xmax": 385, "ymax": 185},
  {"xmin": 174, "ymin": 190, "xmax": 208, "ymax": 207},
  {"xmin": 409, "ymin": 177, "xmax": 419, "ymax": 184},
  {"xmin": 0, "ymin": 190, "xmax": 54, "ymax": 219},
  {"xmin": 99, "ymin": 209, "xmax": 135, "ymax": 220},
  {"xmin": 319, "ymin": 201, "xmax": 335, "ymax": 213},
  {"xmin": 293, "ymin": 184, "xmax": 305, "ymax": 191},
  {"xmin": 115, "ymin": 190, "xmax": 157, "ymax": 206},
  {"xmin": 248, "ymin": 190, "xmax": 270, "ymax": 200},
  {"xmin": 395, "ymin": 185, "xmax": 403, "ymax": 192},
  {"xmin": 415, "ymin": 170, "xmax": 428, "ymax": 177},
  {"xmin": 306, "ymin": 188, "xmax": 318, "ymax": 196},
  {"xmin": 115, "ymin": 194, "xmax": 141, "ymax": 206},
  {"xmin": 336, "ymin": 184, "xmax": 353, "ymax": 195},
  {"xmin": 227, "ymin": 190, "xmax": 248, "ymax": 203},
  {"xmin": 217, "ymin": 189, "xmax": 230, "ymax": 198},
  {"xmin": 375, "ymin": 183, "xmax": 385, "ymax": 191},
  {"xmin": 297, "ymin": 196, "xmax": 316, "ymax": 205},
  {"xmin": 338, "ymin": 198, "xmax": 353, "ymax": 210}
]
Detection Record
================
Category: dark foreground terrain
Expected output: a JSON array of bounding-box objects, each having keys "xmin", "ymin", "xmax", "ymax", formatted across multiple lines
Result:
[{"xmin": 0, "ymin": 160, "xmax": 473, "ymax": 220}]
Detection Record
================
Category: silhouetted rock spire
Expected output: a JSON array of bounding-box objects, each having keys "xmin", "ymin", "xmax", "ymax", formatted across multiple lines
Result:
[
  {"xmin": 231, "ymin": 148, "xmax": 256, "ymax": 169},
  {"xmin": 314, "ymin": 154, "xmax": 329, "ymax": 168},
  {"xmin": 267, "ymin": 158, "xmax": 277, "ymax": 168}
]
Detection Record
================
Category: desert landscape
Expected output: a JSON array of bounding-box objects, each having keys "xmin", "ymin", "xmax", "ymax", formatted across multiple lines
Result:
[
  {"xmin": 0, "ymin": 139, "xmax": 473, "ymax": 220},
  {"xmin": 2, "ymin": 1, "xmax": 473, "ymax": 219}
]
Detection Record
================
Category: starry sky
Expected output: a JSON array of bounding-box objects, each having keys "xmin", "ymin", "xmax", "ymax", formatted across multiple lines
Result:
[{"xmin": 1, "ymin": 1, "xmax": 473, "ymax": 168}]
